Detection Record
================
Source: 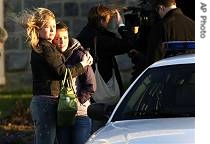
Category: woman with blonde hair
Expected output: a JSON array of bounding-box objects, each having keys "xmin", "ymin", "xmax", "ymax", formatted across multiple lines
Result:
[{"xmin": 16, "ymin": 7, "xmax": 93, "ymax": 144}]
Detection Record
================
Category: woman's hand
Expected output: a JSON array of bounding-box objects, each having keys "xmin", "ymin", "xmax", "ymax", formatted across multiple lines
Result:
[
  {"xmin": 115, "ymin": 9, "xmax": 124, "ymax": 27},
  {"xmin": 80, "ymin": 51, "xmax": 93, "ymax": 67}
]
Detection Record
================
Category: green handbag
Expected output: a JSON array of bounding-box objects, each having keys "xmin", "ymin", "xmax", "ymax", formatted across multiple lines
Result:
[{"xmin": 57, "ymin": 68, "xmax": 77, "ymax": 126}]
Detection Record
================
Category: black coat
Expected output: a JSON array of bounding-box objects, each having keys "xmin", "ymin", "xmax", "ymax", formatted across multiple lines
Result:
[
  {"xmin": 147, "ymin": 8, "xmax": 195, "ymax": 65},
  {"xmin": 31, "ymin": 39, "xmax": 84, "ymax": 97},
  {"xmin": 77, "ymin": 25, "xmax": 132, "ymax": 94}
]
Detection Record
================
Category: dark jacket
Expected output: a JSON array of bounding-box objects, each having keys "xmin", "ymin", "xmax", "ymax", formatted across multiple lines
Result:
[
  {"xmin": 77, "ymin": 24, "xmax": 132, "ymax": 94},
  {"xmin": 31, "ymin": 39, "xmax": 84, "ymax": 97},
  {"xmin": 63, "ymin": 39, "xmax": 96, "ymax": 104},
  {"xmin": 147, "ymin": 8, "xmax": 195, "ymax": 65}
]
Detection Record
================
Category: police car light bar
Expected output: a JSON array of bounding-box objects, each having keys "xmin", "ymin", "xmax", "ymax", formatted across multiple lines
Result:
[{"xmin": 162, "ymin": 41, "xmax": 195, "ymax": 51}]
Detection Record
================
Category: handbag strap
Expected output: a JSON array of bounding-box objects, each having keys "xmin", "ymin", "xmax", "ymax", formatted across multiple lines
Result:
[
  {"xmin": 62, "ymin": 69, "xmax": 68, "ymax": 86},
  {"xmin": 62, "ymin": 68, "xmax": 76, "ymax": 94},
  {"xmin": 93, "ymin": 36, "xmax": 98, "ymax": 63}
]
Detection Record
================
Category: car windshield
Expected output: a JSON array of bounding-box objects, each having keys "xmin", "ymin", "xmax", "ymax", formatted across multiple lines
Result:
[{"xmin": 111, "ymin": 63, "xmax": 195, "ymax": 121}]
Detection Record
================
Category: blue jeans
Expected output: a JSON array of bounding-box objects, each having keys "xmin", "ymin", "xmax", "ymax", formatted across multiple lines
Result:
[
  {"xmin": 30, "ymin": 96, "xmax": 58, "ymax": 144},
  {"xmin": 57, "ymin": 116, "xmax": 92, "ymax": 144}
]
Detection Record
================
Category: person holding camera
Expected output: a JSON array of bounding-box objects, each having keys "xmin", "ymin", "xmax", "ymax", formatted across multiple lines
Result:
[{"xmin": 146, "ymin": 0, "xmax": 195, "ymax": 65}]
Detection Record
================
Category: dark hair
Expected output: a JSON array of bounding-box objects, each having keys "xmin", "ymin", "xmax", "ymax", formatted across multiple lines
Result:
[
  {"xmin": 154, "ymin": 0, "xmax": 176, "ymax": 7},
  {"xmin": 56, "ymin": 20, "xmax": 74, "ymax": 46},
  {"xmin": 56, "ymin": 20, "xmax": 68, "ymax": 30}
]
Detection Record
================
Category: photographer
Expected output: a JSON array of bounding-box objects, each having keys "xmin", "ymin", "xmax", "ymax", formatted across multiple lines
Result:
[
  {"xmin": 118, "ymin": 4, "xmax": 152, "ymax": 81},
  {"xmin": 119, "ymin": 0, "xmax": 195, "ymax": 81},
  {"xmin": 146, "ymin": 0, "xmax": 195, "ymax": 65}
]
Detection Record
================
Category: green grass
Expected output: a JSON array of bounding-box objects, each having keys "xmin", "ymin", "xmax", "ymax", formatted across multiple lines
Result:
[
  {"xmin": 0, "ymin": 91, "xmax": 33, "ymax": 144},
  {"xmin": 0, "ymin": 92, "xmax": 32, "ymax": 119}
]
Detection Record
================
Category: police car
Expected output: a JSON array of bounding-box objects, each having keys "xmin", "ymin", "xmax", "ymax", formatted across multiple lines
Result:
[{"xmin": 86, "ymin": 41, "xmax": 195, "ymax": 144}]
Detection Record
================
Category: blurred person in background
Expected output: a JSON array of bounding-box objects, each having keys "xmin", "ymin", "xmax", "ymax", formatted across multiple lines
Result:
[
  {"xmin": 146, "ymin": 0, "xmax": 195, "ymax": 65},
  {"xmin": 77, "ymin": 4, "xmax": 135, "ymax": 133},
  {"xmin": 77, "ymin": 4, "xmax": 134, "ymax": 97}
]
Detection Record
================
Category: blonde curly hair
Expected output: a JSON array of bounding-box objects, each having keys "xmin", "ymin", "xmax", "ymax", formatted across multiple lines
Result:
[{"xmin": 16, "ymin": 8, "xmax": 55, "ymax": 52}]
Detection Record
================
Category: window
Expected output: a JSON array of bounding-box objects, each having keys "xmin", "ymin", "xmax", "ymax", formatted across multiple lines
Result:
[{"xmin": 112, "ymin": 64, "xmax": 195, "ymax": 121}]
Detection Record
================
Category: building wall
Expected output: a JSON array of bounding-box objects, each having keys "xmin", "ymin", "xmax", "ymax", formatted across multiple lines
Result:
[{"xmin": 1, "ymin": 0, "xmax": 138, "ymax": 91}]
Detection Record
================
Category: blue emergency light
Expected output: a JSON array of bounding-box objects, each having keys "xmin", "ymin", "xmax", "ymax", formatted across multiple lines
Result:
[
  {"xmin": 163, "ymin": 41, "xmax": 195, "ymax": 50},
  {"xmin": 162, "ymin": 41, "xmax": 195, "ymax": 58}
]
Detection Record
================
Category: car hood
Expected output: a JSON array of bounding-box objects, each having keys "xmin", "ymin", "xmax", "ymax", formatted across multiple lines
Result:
[{"xmin": 87, "ymin": 117, "xmax": 195, "ymax": 144}]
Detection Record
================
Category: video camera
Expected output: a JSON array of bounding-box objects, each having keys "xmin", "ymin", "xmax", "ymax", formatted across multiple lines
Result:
[
  {"xmin": 119, "ymin": 0, "xmax": 156, "ymax": 81},
  {"xmin": 123, "ymin": 0, "xmax": 154, "ymax": 36},
  {"xmin": 118, "ymin": 0, "xmax": 156, "ymax": 55}
]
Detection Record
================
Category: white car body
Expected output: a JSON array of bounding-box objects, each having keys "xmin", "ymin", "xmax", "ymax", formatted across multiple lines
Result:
[
  {"xmin": 87, "ymin": 118, "xmax": 194, "ymax": 144},
  {"xmin": 86, "ymin": 54, "xmax": 195, "ymax": 144}
]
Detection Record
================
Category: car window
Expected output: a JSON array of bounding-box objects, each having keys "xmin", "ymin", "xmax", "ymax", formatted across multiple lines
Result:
[{"xmin": 111, "ymin": 64, "xmax": 195, "ymax": 121}]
